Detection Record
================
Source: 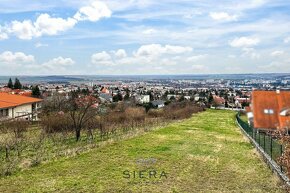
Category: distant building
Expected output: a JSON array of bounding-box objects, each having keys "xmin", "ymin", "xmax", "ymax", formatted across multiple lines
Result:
[
  {"xmin": 136, "ymin": 95, "xmax": 150, "ymax": 104},
  {"xmin": 0, "ymin": 88, "xmax": 32, "ymax": 97},
  {"xmin": 151, "ymin": 100, "xmax": 165, "ymax": 108},
  {"xmin": 100, "ymin": 87, "xmax": 110, "ymax": 94},
  {"xmin": 99, "ymin": 93, "xmax": 113, "ymax": 103},
  {"xmin": 0, "ymin": 92, "xmax": 42, "ymax": 121},
  {"xmin": 184, "ymin": 96, "xmax": 191, "ymax": 100},
  {"xmin": 249, "ymin": 90, "xmax": 290, "ymax": 130},
  {"xmin": 167, "ymin": 94, "xmax": 177, "ymax": 100},
  {"xmin": 194, "ymin": 94, "xmax": 200, "ymax": 102},
  {"xmin": 213, "ymin": 95, "xmax": 225, "ymax": 107}
]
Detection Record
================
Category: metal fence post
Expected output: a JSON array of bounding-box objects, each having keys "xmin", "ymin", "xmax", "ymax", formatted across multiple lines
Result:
[
  {"xmin": 258, "ymin": 131, "xmax": 260, "ymax": 145},
  {"xmin": 252, "ymin": 127, "xmax": 254, "ymax": 139},
  {"xmin": 263, "ymin": 133, "xmax": 266, "ymax": 150},
  {"xmin": 270, "ymin": 137, "xmax": 272, "ymax": 160},
  {"xmin": 280, "ymin": 144, "xmax": 283, "ymax": 172}
]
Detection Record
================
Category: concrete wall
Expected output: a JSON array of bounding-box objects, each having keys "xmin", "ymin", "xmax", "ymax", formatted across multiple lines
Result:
[
  {"xmin": 5, "ymin": 102, "xmax": 41, "ymax": 120},
  {"xmin": 14, "ymin": 104, "xmax": 32, "ymax": 118}
]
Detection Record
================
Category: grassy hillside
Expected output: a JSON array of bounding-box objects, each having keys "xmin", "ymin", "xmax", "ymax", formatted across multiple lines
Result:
[{"xmin": 0, "ymin": 110, "xmax": 284, "ymax": 192}]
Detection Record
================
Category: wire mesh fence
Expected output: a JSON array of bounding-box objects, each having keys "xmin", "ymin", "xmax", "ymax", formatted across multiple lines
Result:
[{"xmin": 236, "ymin": 113, "xmax": 284, "ymax": 173}]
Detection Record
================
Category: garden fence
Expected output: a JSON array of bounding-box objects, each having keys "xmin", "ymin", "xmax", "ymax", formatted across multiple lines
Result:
[{"xmin": 236, "ymin": 113, "xmax": 284, "ymax": 173}]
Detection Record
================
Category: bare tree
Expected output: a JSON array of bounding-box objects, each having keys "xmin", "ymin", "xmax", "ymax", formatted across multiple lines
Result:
[
  {"xmin": 42, "ymin": 93, "xmax": 68, "ymax": 114},
  {"xmin": 8, "ymin": 119, "xmax": 28, "ymax": 157},
  {"xmin": 66, "ymin": 95, "xmax": 98, "ymax": 141}
]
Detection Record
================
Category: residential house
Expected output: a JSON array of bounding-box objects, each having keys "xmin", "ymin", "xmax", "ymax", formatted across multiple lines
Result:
[
  {"xmin": 151, "ymin": 100, "xmax": 165, "ymax": 108},
  {"xmin": 100, "ymin": 87, "xmax": 110, "ymax": 94},
  {"xmin": 0, "ymin": 92, "xmax": 42, "ymax": 121},
  {"xmin": 99, "ymin": 93, "xmax": 113, "ymax": 103},
  {"xmin": 136, "ymin": 95, "xmax": 150, "ymax": 104},
  {"xmin": 249, "ymin": 90, "xmax": 290, "ymax": 130},
  {"xmin": 213, "ymin": 95, "xmax": 225, "ymax": 108}
]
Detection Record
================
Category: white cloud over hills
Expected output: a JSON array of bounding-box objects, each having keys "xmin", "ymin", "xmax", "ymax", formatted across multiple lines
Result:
[{"xmin": 0, "ymin": 51, "xmax": 75, "ymax": 75}]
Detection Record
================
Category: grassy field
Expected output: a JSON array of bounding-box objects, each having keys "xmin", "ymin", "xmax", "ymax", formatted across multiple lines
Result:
[
  {"xmin": 0, "ymin": 110, "xmax": 285, "ymax": 192},
  {"xmin": 240, "ymin": 113, "xmax": 249, "ymax": 123}
]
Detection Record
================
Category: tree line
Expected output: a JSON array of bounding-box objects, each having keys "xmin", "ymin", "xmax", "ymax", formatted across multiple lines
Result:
[
  {"xmin": 7, "ymin": 78, "xmax": 22, "ymax": 89},
  {"xmin": 6, "ymin": 78, "xmax": 41, "ymax": 97}
]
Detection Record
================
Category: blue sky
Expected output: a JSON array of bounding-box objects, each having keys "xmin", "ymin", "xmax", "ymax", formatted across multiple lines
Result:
[{"xmin": 0, "ymin": 0, "xmax": 290, "ymax": 75}]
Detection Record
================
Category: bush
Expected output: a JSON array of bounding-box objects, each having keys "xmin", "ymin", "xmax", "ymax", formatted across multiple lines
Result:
[
  {"xmin": 147, "ymin": 109, "xmax": 164, "ymax": 118},
  {"xmin": 41, "ymin": 113, "xmax": 74, "ymax": 133}
]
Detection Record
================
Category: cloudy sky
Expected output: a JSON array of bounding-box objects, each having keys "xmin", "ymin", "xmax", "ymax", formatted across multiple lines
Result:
[{"xmin": 0, "ymin": 0, "xmax": 290, "ymax": 75}]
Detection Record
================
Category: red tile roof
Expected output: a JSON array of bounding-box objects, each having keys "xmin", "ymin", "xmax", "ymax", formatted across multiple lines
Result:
[
  {"xmin": 0, "ymin": 92, "xmax": 42, "ymax": 109},
  {"xmin": 252, "ymin": 90, "xmax": 290, "ymax": 130}
]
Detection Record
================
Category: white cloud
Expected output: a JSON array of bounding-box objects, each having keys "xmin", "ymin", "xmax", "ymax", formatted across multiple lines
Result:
[
  {"xmin": 0, "ymin": 53, "xmax": 75, "ymax": 74},
  {"xmin": 271, "ymin": 50, "xmax": 284, "ymax": 57},
  {"xmin": 284, "ymin": 37, "xmax": 290, "ymax": 43},
  {"xmin": 114, "ymin": 49, "xmax": 127, "ymax": 58},
  {"xmin": 91, "ymin": 51, "xmax": 113, "ymax": 65},
  {"xmin": 186, "ymin": 54, "xmax": 208, "ymax": 62},
  {"xmin": 42, "ymin": 57, "xmax": 75, "ymax": 70},
  {"xmin": 0, "ymin": 32, "xmax": 8, "ymax": 40},
  {"xmin": 249, "ymin": 0, "xmax": 266, "ymax": 8},
  {"xmin": 192, "ymin": 65, "xmax": 208, "ymax": 71},
  {"xmin": 9, "ymin": 14, "xmax": 77, "ymax": 40},
  {"xmin": 0, "ymin": 26, "xmax": 8, "ymax": 40},
  {"xmin": 90, "ymin": 45, "xmax": 208, "ymax": 74},
  {"xmin": 210, "ymin": 12, "xmax": 238, "ymax": 21},
  {"xmin": 9, "ymin": 20, "xmax": 37, "ymax": 40},
  {"xmin": 2, "ymin": 1, "xmax": 111, "ymax": 40},
  {"xmin": 34, "ymin": 14, "xmax": 77, "ymax": 36},
  {"xmin": 228, "ymin": 54, "xmax": 236, "ymax": 58},
  {"xmin": 74, "ymin": 1, "xmax": 112, "ymax": 22},
  {"xmin": 242, "ymin": 48, "xmax": 260, "ymax": 59},
  {"xmin": 142, "ymin": 28, "xmax": 157, "ymax": 35},
  {"xmin": 135, "ymin": 44, "xmax": 192, "ymax": 57},
  {"xmin": 35, "ymin": 42, "xmax": 48, "ymax": 48},
  {"xmin": 259, "ymin": 61, "xmax": 290, "ymax": 72},
  {"xmin": 229, "ymin": 37, "xmax": 260, "ymax": 47},
  {"xmin": 0, "ymin": 51, "xmax": 35, "ymax": 64}
]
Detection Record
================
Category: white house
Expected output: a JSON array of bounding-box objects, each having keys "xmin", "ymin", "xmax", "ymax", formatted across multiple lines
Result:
[
  {"xmin": 136, "ymin": 95, "xmax": 150, "ymax": 104},
  {"xmin": 0, "ymin": 93, "xmax": 42, "ymax": 121}
]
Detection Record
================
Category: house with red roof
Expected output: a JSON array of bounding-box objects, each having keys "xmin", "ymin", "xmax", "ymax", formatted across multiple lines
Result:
[
  {"xmin": 0, "ymin": 92, "xmax": 42, "ymax": 121},
  {"xmin": 249, "ymin": 90, "xmax": 290, "ymax": 130}
]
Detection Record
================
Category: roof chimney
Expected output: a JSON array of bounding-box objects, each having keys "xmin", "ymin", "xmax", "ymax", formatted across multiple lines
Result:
[{"xmin": 276, "ymin": 90, "xmax": 280, "ymax": 94}]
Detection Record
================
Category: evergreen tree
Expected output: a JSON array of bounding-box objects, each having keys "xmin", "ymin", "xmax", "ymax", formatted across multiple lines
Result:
[
  {"xmin": 178, "ymin": 95, "xmax": 185, "ymax": 102},
  {"xmin": 14, "ymin": 78, "xmax": 22, "ymax": 89},
  {"xmin": 32, "ymin": 86, "xmax": 41, "ymax": 97},
  {"xmin": 208, "ymin": 93, "xmax": 214, "ymax": 104},
  {"xmin": 7, "ymin": 78, "xmax": 13, "ymax": 88},
  {"xmin": 124, "ymin": 88, "xmax": 130, "ymax": 101},
  {"xmin": 113, "ymin": 92, "xmax": 123, "ymax": 102}
]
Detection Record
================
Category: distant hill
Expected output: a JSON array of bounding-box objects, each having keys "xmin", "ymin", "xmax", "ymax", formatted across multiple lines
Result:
[
  {"xmin": 0, "ymin": 73, "xmax": 289, "ymax": 84},
  {"xmin": 0, "ymin": 76, "xmax": 84, "ymax": 84}
]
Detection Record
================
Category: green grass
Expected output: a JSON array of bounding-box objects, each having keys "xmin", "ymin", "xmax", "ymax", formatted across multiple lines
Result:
[
  {"xmin": 0, "ymin": 110, "xmax": 284, "ymax": 192},
  {"xmin": 240, "ymin": 114, "xmax": 249, "ymax": 123}
]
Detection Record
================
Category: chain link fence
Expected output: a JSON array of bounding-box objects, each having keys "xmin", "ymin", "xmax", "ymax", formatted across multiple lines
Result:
[{"xmin": 236, "ymin": 113, "xmax": 284, "ymax": 173}]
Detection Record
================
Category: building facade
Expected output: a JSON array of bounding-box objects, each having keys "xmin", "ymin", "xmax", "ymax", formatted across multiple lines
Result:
[{"xmin": 0, "ymin": 93, "xmax": 42, "ymax": 121}]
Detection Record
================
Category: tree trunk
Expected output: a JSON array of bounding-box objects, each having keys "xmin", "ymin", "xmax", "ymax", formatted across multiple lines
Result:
[
  {"xmin": 5, "ymin": 145, "xmax": 9, "ymax": 161},
  {"xmin": 76, "ymin": 129, "xmax": 81, "ymax": 141}
]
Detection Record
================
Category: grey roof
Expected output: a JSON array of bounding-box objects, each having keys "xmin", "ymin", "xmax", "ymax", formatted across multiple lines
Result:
[
  {"xmin": 151, "ymin": 100, "xmax": 165, "ymax": 106},
  {"xmin": 99, "ymin": 93, "xmax": 112, "ymax": 101}
]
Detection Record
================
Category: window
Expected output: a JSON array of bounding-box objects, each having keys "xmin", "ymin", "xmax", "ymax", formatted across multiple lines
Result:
[
  {"xmin": 264, "ymin": 109, "xmax": 274, "ymax": 114},
  {"xmin": 0, "ymin": 109, "xmax": 9, "ymax": 117}
]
